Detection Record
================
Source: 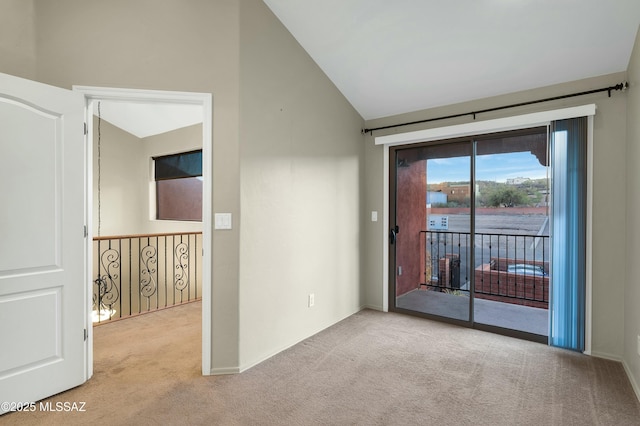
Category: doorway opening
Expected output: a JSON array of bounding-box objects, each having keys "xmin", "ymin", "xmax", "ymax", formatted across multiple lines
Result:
[{"xmin": 74, "ymin": 86, "xmax": 213, "ymax": 376}]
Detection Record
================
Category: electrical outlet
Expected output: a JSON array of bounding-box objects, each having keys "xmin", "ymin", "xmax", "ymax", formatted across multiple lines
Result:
[{"xmin": 308, "ymin": 293, "xmax": 315, "ymax": 307}]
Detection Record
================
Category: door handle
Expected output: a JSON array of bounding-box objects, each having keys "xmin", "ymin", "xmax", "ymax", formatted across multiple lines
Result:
[{"xmin": 389, "ymin": 226, "xmax": 399, "ymax": 244}]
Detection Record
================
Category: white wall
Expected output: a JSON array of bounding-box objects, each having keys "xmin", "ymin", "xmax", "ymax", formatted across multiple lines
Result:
[
  {"xmin": 624, "ymin": 27, "xmax": 640, "ymax": 398},
  {"xmin": 363, "ymin": 73, "xmax": 629, "ymax": 358}
]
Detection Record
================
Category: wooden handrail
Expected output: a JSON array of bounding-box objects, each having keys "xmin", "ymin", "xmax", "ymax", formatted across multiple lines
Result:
[{"xmin": 93, "ymin": 231, "xmax": 202, "ymax": 241}]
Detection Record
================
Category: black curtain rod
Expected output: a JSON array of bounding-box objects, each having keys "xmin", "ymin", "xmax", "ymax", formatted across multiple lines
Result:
[{"xmin": 362, "ymin": 82, "xmax": 628, "ymax": 135}]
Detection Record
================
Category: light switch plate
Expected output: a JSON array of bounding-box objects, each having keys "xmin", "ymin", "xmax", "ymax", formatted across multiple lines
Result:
[
  {"xmin": 371, "ymin": 211, "xmax": 378, "ymax": 222},
  {"xmin": 214, "ymin": 213, "xmax": 232, "ymax": 230}
]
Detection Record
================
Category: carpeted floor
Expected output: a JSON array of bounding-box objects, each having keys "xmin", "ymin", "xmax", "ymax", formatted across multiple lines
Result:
[{"xmin": 3, "ymin": 301, "xmax": 640, "ymax": 425}]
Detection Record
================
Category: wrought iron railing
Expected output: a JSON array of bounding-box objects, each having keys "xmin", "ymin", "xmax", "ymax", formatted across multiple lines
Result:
[
  {"xmin": 419, "ymin": 231, "xmax": 550, "ymax": 309},
  {"xmin": 92, "ymin": 232, "xmax": 202, "ymax": 324}
]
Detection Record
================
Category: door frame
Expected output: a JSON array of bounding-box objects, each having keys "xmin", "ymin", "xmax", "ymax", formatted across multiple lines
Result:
[
  {"xmin": 73, "ymin": 86, "xmax": 213, "ymax": 375},
  {"xmin": 377, "ymin": 104, "xmax": 594, "ymax": 353}
]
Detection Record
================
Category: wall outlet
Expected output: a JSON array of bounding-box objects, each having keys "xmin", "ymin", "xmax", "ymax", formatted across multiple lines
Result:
[{"xmin": 308, "ymin": 293, "xmax": 315, "ymax": 307}]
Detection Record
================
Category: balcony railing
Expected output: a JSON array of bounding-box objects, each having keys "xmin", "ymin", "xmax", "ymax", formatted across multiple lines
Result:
[
  {"xmin": 92, "ymin": 232, "xmax": 202, "ymax": 324},
  {"xmin": 419, "ymin": 231, "xmax": 550, "ymax": 309}
]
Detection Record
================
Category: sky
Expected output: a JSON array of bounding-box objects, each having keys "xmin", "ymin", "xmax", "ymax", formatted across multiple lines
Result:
[{"xmin": 427, "ymin": 151, "xmax": 549, "ymax": 184}]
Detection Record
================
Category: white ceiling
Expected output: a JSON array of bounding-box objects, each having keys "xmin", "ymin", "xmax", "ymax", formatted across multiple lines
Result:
[
  {"xmin": 96, "ymin": 2, "xmax": 640, "ymax": 134},
  {"xmin": 95, "ymin": 101, "xmax": 203, "ymax": 139},
  {"xmin": 263, "ymin": 0, "xmax": 640, "ymax": 120}
]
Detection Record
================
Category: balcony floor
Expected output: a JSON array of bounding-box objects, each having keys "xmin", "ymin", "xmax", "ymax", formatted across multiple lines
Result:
[{"xmin": 396, "ymin": 289, "xmax": 548, "ymax": 336}]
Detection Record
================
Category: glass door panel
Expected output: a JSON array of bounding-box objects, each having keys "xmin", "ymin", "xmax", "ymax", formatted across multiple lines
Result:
[
  {"xmin": 392, "ymin": 142, "xmax": 471, "ymax": 323},
  {"xmin": 473, "ymin": 130, "xmax": 549, "ymax": 336}
]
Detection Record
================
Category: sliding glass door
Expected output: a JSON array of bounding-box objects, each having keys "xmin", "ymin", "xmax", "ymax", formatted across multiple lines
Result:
[
  {"xmin": 390, "ymin": 127, "xmax": 554, "ymax": 341},
  {"xmin": 473, "ymin": 129, "xmax": 550, "ymax": 337},
  {"xmin": 391, "ymin": 141, "xmax": 472, "ymax": 324}
]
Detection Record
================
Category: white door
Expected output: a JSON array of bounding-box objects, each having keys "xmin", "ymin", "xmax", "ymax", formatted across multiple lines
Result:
[{"xmin": 0, "ymin": 72, "xmax": 87, "ymax": 411}]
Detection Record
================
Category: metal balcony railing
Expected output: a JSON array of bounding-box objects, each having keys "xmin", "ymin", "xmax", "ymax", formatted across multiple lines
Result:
[
  {"xmin": 92, "ymin": 232, "xmax": 202, "ymax": 324},
  {"xmin": 419, "ymin": 231, "xmax": 550, "ymax": 309}
]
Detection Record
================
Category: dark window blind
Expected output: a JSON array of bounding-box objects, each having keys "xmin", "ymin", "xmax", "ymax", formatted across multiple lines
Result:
[{"xmin": 154, "ymin": 149, "xmax": 202, "ymax": 180}]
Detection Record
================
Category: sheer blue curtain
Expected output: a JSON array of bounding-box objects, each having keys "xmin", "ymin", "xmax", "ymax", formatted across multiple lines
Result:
[{"xmin": 549, "ymin": 117, "xmax": 587, "ymax": 351}]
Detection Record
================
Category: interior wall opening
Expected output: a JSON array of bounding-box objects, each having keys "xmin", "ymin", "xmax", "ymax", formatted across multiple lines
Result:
[{"xmin": 76, "ymin": 87, "xmax": 212, "ymax": 376}]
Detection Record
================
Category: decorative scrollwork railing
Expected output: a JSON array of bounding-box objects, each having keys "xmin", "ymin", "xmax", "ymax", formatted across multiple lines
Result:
[
  {"xmin": 93, "ymin": 247, "xmax": 121, "ymax": 317},
  {"xmin": 92, "ymin": 232, "xmax": 202, "ymax": 324},
  {"xmin": 174, "ymin": 242, "xmax": 189, "ymax": 291},
  {"xmin": 140, "ymin": 243, "xmax": 158, "ymax": 299}
]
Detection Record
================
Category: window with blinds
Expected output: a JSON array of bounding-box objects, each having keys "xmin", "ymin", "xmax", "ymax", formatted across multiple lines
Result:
[{"xmin": 153, "ymin": 150, "xmax": 202, "ymax": 221}]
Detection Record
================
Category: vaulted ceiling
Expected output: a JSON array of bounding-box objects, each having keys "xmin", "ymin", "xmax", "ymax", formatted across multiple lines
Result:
[
  {"xmin": 263, "ymin": 0, "xmax": 640, "ymax": 120},
  {"xmin": 98, "ymin": 1, "xmax": 640, "ymax": 136}
]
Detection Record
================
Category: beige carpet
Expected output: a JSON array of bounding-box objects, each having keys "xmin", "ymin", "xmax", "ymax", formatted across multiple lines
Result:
[{"xmin": 3, "ymin": 301, "xmax": 640, "ymax": 425}]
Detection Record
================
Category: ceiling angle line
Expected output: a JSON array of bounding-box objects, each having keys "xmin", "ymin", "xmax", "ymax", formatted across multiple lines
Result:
[{"xmin": 361, "ymin": 82, "xmax": 628, "ymax": 135}]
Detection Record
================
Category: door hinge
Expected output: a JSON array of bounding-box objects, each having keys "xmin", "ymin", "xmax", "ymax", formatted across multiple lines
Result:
[
  {"xmin": 84, "ymin": 122, "xmax": 88, "ymax": 135},
  {"xmin": 84, "ymin": 328, "xmax": 88, "ymax": 341},
  {"xmin": 84, "ymin": 225, "xmax": 88, "ymax": 238}
]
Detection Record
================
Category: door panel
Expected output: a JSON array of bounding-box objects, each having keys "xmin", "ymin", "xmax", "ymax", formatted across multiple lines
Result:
[
  {"xmin": 0, "ymin": 72, "xmax": 87, "ymax": 411},
  {"xmin": 392, "ymin": 142, "xmax": 472, "ymax": 323},
  {"xmin": 473, "ymin": 131, "xmax": 550, "ymax": 337},
  {"xmin": 0, "ymin": 100, "xmax": 59, "ymax": 272}
]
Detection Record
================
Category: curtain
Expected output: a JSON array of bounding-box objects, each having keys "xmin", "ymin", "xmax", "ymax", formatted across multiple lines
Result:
[{"xmin": 549, "ymin": 117, "xmax": 587, "ymax": 351}]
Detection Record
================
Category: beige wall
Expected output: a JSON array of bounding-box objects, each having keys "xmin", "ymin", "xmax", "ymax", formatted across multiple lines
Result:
[
  {"xmin": 91, "ymin": 120, "xmax": 203, "ymax": 236},
  {"xmin": 363, "ymin": 73, "xmax": 629, "ymax": 358},
  {"xmin": 625, "ymin": 28, "xmax": 640, "ymax": 396},
  {"xmin": 3, "ymin": 0, "xmax": 364, "ymax": 374},
  {"xmin": 25, "ymin": 0, "xmax": 241, "ymax": 372},
  {"xmin": 92, "ymin": 119, "xmax": 145, "ymax": 236},
  {"xmin": 3, "ymin": 0, "xmax": 636, "ymax": 388},
  {"xmin": 142, "ymin": 124, "xmax": 203, "ymax": 235},
  {"xmin": 238, "ymin": 0, "xmax": 364, "ymax": 369},
  {"xmin": 0, "ymin": 0, "xmax": 36, "ymax": 79}
]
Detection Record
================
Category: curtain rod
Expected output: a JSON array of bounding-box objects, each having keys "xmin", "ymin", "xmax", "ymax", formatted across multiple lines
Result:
[{"xmin": 362, "ymin": 82, "xmax": 628, "ymax": 135}]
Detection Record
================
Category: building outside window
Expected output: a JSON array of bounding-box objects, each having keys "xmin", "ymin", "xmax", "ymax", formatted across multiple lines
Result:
[{"xmin": 154, "ymin": 149, "xmax": 202, "ymax": 221}]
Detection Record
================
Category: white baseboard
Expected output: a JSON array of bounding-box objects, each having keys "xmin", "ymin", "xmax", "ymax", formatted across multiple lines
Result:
[
  {"xmin": 590, "ymin": 352, "xmax": 640, "ymax": 403},
  {"xmin": 361, "ymin": 304, "xmax": 383, "ymax": 311},
  {"xmin": 209, "ymin": 366, "xmax": 241, "ymax": 375},
  {"xmin": 623, "ymin": 360, "xmax": 640, "ymax": 403},
  {"xmin": 590, "ymin": 351, "xmax": 623, "ymax": 362},
  {"xmin": 239, "ymin": 308, "xmax": 363, "ymax": 373}
]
